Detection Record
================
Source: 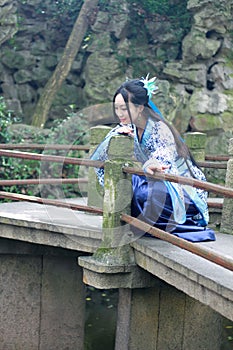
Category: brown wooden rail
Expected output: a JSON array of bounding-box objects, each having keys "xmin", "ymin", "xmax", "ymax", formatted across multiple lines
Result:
[
  {"xmin": 0, "ymin": 144, "xmax": 229, "ymax": 161},
  {"xmin": 0, "ymin": 149, "xmax": 231, "ymax": 197},
  {"xmin": 198, "ymin": 161, "xmax": 227, "ymax": 169},
  {"xmin": 0, "ymin": 149, "xmax": 103, "ymax": 167},
  {"xmin": 121, "ymin": 213, "xmax": 233, "ymax": 272},
  {"xmin": 0, "ymin": 191, "xmax": 103, "ymax": 214},
  {"xmin": 122, "ymin": 166, "xmax": 233, "ymax": 198},
  {"xmin": 0, "ymin": 144, "xmax": 90, "ymax": 151},
  {"xmin": 0, "ymin": 178, "xmax": 87, "ymax": 186},
  {"xmin": 205, "ymin": 155, "xmax": 229, "ymax": 161}
]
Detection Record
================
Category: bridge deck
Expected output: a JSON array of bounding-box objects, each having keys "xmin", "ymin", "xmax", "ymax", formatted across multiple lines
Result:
[
  {"xmin": 0, "ymin": 199, "xmax": 102, "ymax": 253},
  {"xmin": 0, "ymin": 199, "xmax": 232, "ymax": 321}
]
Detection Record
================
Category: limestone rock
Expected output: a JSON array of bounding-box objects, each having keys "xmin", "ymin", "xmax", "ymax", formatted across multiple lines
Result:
[
  {"xmin": 91, "ymin": 11, "xmax": 111, "ymax": 33},
  {"xmin": 182, "ymin": 30, "xmax": 222, "ymax": 63},
  {"xmin": 189, "ymin": 89, "xmax": 228, "ymax": 114},
  {"xmin": 0, "ymin": 1, "xmax": 17, "ymax": 45},
  {"xmin": 208, "ymin": 63, "xmax": 233, "ymax": 90},
  {"xmin": 0, "ymin": 0, "xmax": 232, "ymax": 147},
  {"xmin": 83, "ymin": 52, "xmax": 124, "ymax": 103},
  {"xmin": 163, "ymin": 62, "xmax": 207, "ymax": 87}
]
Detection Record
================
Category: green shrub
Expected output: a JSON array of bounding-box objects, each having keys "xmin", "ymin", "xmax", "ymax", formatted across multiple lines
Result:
[{"xmin": 0, "ymin": 99, "xmax": 89, "ymax": 199}]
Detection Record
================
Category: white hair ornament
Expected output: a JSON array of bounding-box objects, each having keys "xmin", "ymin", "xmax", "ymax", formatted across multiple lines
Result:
[{"xmin": 140, "ymin": 73, "xmax": 158, "ymax": 98}]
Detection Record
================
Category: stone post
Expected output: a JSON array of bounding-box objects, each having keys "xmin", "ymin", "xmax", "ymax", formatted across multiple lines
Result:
[
  {"xmin": 81, "ymin": 134, "xmax": 135, "ymax": 270},
  {"xmin": 220, "ymin": 138, "xmax": 233, "ymax": 234},
  {"xmin": 184, "ymin": 132, "xmax": 207, "ymax": 162},
  {"xmin": 87, "ymin": 125, "xmax": 111, "ymax": 208},
  {"xmin": 96, "ymin": 135, "xmax": 134, "ymax": 265},
  {"xmin": 79, "ymin": 134, "xmax": 156, "ymax": 287}
]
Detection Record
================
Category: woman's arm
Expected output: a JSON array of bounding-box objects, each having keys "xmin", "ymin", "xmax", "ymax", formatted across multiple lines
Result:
[{"xmin": 143, "ymin": 121, "xmax": 178, "ymax": 175}]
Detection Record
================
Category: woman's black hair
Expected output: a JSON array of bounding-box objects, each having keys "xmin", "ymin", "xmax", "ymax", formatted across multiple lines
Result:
[
  {"xmin": 113, "ymin": 79, "xmax": 148, "ymax": 125},
  {"xmin": 113, "ymin": 78, "xmax": 200, "ymax": 174}
]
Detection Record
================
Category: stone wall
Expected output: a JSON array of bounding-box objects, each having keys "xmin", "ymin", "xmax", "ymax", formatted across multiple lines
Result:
[
  {"xmin": 0, "ymin": 238, "xmax": 86, "ymax": 350},
  {"xmin": 0, "ymin": 0, "xmax": 233, "ymax": 154}
]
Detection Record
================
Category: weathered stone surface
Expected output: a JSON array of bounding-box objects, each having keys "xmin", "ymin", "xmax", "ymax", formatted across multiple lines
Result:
[
  {"xmin": 163, "ymin": 62, "xmax": 207, "ymax": 87},
  {"xmin": 221, "ymin": 138, "xmax": 233, "ymax": 234},
  {"xmin": 14, "ymin": 69, "xmax": 33, "ymax": 84},
  {"xmin": 17, "ymin": 83, "xmax": 37, "ymax": 102},
  {"xmin": 84, "ymin": 52, "xmax": 124, "ymax": 103},
  {"xmin": 91, "ymin": 11, "xmax": 111, "ymax": 33},
  {"xmin": 0, "ymin": 255, "xmax": 41, "ymax": 349},
  {"xmin": 189, "ymin": 89, "xmax": 228, "ymax": 115},
  {"xmin": 182, "ymin": 30, "xmax": 222, "ymax": 63},
  {"xmin": 0, "ymin": 1, "xmax": 17, "ymax": 45},
  {"xmin": 8, "ymin": 123, "xmax": 50, "ymax": 142},
  {"xmin": 40, "ymin": 255, "xmax": 85, "ymax": 350},
  {"xmin": 0, "ymin": 0, "xmax": 232, "ymax": 159},
  {"xmin": 0, "ymin": 238, "xmax": 86, "ymax": 350},
  {"xmin": 132, "ymin": 235, "xmax": 233, "ymax": 321},
  {"xmin": 207, "ymin": 62, "xmax": 233, "ymax": 90},
  {"xmin": 0, "ymin": 199, "xmax": 230, "ymax": 348},
  {"xmin": 184, "ymin": 132, "xmax": 206, "ymax": 161}
]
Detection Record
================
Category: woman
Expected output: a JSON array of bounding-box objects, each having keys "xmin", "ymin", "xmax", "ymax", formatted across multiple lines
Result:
[{"xmin": 91, "ymin": 75, "xmax": 216, "ymax": 242}]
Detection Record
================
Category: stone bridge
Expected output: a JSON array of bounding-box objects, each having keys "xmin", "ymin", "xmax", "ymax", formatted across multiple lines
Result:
[{"xmin": 0, "ymin": 129, "xmax": 233, "ymax": 349}]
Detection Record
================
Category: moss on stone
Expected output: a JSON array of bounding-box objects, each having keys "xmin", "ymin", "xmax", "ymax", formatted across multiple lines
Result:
[{"xmin": 193, "ymin": 114, "xmax": 224, "ymax": 132}]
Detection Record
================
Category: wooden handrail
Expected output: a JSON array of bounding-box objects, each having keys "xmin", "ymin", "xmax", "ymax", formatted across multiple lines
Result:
[
  {"xmin": 205, "ymin": 155, "xmax": 229, "ymax": 161},
  {"xmin": 121, "ymin": 213, "xmax": 233, "ymax": 272},
  {"xmin": 197, "ymin": 161, "xmax": 227, "ymax": 169},
  {"xmin": 0, "ymin": 149, "xmax": 231, "ymax": 197},
  {"xmin": 0, "ymin": 149, "xmax": 103, "ymax": 167},
  {"xmin": 0, "ymin": 178, "xmax": 88, "ymax": 186},
  {"xmin": 0, "ymin": 191, "xmax": 103, "ymax": 215},
  {"xmin": 122, "ymin": 166, "xmax": 233, "ymax": 198},
  {"xmin": 0, "ymin": 143, "xmax": 90, "ymax": 151}
]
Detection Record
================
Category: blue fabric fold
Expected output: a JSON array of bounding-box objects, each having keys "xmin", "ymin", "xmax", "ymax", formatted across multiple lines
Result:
[{"xmin": 131, "ymin": 175, "xmax": 216, "ymax": 242}]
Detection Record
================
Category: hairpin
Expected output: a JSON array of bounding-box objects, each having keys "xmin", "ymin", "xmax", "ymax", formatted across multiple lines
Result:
[{"xmin": 140, "ymin": 73, "xmax": 158, "ymax": 98}]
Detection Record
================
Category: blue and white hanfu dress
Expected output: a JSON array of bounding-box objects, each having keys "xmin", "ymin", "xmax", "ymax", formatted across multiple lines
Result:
[{"xmin": 91, "ymin": 118, "xmax": 216, "ymax": 242}]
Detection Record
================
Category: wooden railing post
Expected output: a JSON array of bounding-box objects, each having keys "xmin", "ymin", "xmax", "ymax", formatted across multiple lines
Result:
[
  {"xmin": 220, "ymin": 138, "xmax": 233, "ymax": 234},
  {"xmin": 87, "ymin": 125, "xmax": 111, "ymax": 208},
  {"xmin": 183, "ymin": 132, "xmax": 207, "ymax": 162}
]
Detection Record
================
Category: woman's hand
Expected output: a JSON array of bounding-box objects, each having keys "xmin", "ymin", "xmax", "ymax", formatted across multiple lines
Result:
[
  {"xmin": 143, "ymin": 159, "xmax": 170, "ymax": 175},
  {"xmin": 117, "ymin": 126, "xmax": 134, "ymax": 137}
]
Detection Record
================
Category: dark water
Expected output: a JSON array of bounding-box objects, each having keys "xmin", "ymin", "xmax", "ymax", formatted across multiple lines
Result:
[
  {"xmin": 222, "ymin": 319, "xmax": 233, "ymax": 350},
  {"xmin": 84, "ymin": 287, "xmax": 118, "ymax": 350}
]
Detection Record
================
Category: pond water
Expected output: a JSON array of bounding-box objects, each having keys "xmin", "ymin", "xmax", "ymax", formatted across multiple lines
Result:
[{"xmin": 84, "ymin": 287, "xmax": 118, "ymax": 350}]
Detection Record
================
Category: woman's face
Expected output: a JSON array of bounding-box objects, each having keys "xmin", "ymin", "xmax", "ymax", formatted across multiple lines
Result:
[{"xmin": 114, "ymin": 93, "xmax": 142, "ymax": 125}]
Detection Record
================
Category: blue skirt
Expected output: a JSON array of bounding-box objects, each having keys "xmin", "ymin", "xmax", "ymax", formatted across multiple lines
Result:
[{"xmin": 131, "ymin": 175, "xmax": 216, "ymax": 242}]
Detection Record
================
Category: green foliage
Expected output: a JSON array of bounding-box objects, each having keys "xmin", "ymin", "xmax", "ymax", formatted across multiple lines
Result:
[
  {"xmin": 46, "ymin": 0, "xmax": 83, "ymax": 21},
  {"xmin": 0, "ymin": 99, "xmax": 89, "ymax": 200},
  {"xmin": 133, "ymin": 0, "xmax": 170, "ymax": 15},
  {"xmin": 18, "ymin": 0, "xmax": 83, "ymax": 23},
  {"xmin": 34, "ymin": 106, "xmax": 90, "ymax": 199},
  {"xmin": 128, "ymin": 0, "xmax": 192, "ymax": 33},
  {"xmin": 118, "ymin": 0, "xmax": 192, "ymax": 75},
  {"xmin": 0, "ymin": 97, "xmax": 15, "ymax": 143},
  {"xmin": 98, "ymin": 0, "xmax": 122, "ymax": 12}
]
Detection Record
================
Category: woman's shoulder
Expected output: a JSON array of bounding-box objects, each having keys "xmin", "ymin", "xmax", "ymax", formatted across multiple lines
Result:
[{"xmin": 148, "ymin": 118, "xmax": 174, "ymax": 138}]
